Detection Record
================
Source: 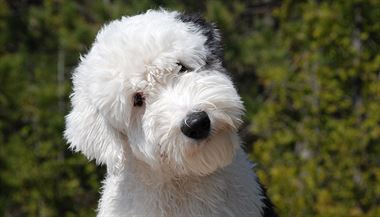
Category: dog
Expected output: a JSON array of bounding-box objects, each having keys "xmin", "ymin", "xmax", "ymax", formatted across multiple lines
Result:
[{"xmin": 65, "ymin": 9, "xmax": 277, "ymax": 217}]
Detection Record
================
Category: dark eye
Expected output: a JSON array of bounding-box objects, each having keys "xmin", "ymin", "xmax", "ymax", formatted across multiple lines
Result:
[
  {"xmin": 178, "ymin": 63, "xmax": 189, "ymax": 73},
  {"xmin": 133, "ymin": 92, "xmax": 144, "ymax": 107}
]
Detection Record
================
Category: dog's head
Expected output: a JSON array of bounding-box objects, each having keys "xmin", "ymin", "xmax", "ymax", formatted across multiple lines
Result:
[{"xmin": 65, "ymin": 10, "xmax": 244, "ymax": 176}]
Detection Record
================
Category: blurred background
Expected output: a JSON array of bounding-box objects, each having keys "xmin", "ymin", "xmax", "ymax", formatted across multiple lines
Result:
[{"xmin": 1, "ymin": 0, "xmax": 380, "ymax": 216}]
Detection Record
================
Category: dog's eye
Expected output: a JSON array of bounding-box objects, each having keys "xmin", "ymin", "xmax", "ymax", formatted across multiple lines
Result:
[
  {"xmin": 178, "ymin": 63, "xmax": 189, "ymax": 73},
  {"xmin": 133, "ymin": 92, "xmax": 144, "ymax": 107}
]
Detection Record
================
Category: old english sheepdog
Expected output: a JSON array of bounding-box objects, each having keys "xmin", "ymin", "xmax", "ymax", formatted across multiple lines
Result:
[{"xmin": 65, "ymin": 9, "xmax": 277, "ymax": 217}]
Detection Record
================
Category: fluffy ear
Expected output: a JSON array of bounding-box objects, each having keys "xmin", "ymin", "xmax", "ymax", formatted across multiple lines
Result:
[
  {"xmin": 64, "ymin": 22, "xmax": 133, "ymax": 169},
  {"xmin": 64, "ymin": 88, "xmax": 125, "ymax": 168}
]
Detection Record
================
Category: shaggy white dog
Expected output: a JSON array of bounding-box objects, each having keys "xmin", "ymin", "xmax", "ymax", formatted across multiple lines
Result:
[{"xmin": 65, "ymin": 9, "xmax": 276, "ymax": 217}]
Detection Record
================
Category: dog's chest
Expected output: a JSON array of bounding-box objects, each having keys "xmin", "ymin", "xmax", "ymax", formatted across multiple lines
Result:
[
  {"xmin": 99, "ymin": 174, "xmax": 234, "ymax": 216},
  {"xmin": 97, "ymin": 156, "xmax": 265, "ymax": 217}
]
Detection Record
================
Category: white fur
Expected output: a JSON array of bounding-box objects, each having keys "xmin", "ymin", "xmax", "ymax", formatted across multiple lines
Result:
[{"xmin": 65, "ymin": 9, "xmax": 267, "ymax": 217}]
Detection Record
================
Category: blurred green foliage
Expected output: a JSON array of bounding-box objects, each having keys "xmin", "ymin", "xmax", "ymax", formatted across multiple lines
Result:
[{"xmin": 0, "ymin": 0, "xmax": 379, "ymax": 216}]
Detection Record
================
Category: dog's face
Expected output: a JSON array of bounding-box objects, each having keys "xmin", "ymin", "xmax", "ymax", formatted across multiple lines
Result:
[{"xmin": 65, "ymin": 10, "xmax": 244, "ymax": 176}]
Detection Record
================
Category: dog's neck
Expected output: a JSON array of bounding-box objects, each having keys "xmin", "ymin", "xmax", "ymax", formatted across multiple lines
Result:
[{"xmin": 117, "ymin": 143, "xmax": 206, "ymax": 185}]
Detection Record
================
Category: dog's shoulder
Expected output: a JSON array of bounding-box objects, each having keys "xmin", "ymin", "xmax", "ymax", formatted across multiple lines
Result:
[{"xmin": 258, "ymin": 181, "xmax": 278, "ymax": 217}]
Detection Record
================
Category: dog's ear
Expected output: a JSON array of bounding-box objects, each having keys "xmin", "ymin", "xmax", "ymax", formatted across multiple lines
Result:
[
  {"xmin": 64, "ymin": 77, "xmax": 125, "ymax": 168},
  {"xmin": 64, "ymin": 19, "xmax": 135, "ymax": 168}
]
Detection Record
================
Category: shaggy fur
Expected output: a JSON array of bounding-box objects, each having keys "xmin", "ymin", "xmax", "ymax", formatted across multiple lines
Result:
[{"xmin": 65, "ymin": 9, "xmax": 277, "ymax": 217}]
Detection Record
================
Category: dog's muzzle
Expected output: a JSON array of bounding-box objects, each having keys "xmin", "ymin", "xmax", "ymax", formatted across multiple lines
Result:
[{"xmin": 180, "ymin": 111, "xmax": 211, "ymax": 140}]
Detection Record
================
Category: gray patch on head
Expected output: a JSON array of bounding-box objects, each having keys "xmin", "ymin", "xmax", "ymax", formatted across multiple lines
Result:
[{"xmin": 176, "ymin": 13, "xmax": 224, "ymax": 68}]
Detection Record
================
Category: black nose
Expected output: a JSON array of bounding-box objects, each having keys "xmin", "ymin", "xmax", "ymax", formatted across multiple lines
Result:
[{"xmin": 180, "ymin": 111, "xmax": 211, "ymax": 140}]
